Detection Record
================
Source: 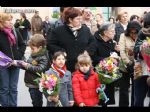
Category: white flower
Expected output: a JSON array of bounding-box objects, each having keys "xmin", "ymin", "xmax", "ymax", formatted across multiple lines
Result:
[
  {"xmin": 39, "ymin": 83, "xmax": 43, "ymax": 92},
  {"xmin": 47, "ymin": 89, "xmax": 53, "ymax": 95}
]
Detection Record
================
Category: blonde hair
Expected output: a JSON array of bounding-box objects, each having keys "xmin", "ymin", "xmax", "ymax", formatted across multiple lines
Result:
[
  {"xmin": 28, "ymin": 34, "xmax": 46, "ymax": 48},
  {"xmin": 0, "ymin": 12, "xmax": 12, "ymax": 30},
  {"xmin": 75, "ymin": 51, "xmax": 92, "ymax": 70},
  {"xmin": 117, "ymin": 11, "xmax": 128, "ymax": 21}
]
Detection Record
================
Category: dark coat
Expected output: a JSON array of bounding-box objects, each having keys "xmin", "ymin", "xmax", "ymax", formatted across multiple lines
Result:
[
  {"xmin": 15, "ymin": 19, "xmax": 31, "ymax": 41},
  {"xmin": 0, "ymin": 29, "xmax": 26, "ymax": 61},
  {"xmin": 93, "ymin": 31, "xmax": 116, "ymax": 105},
  {"xmin": 42, "ymin": 21, "xmax": 54, "ymax": 38},
  {"xmin": 114, "ymin": 22, "xmax": 126, "ymax": 42},
  {"xmin": 134, "ymin": 30, "xmax": 147, "ymax": 60},
  {"xmin": 47, "ymin": 24, "xmax": 96, "ymax": 72},
  {"xmin": 92, "ymin": 31, "xmax": 116, "ymax": 67},
  {"xmin": 24, "ymin": 48, "xmax": 49, "ymax": 88}
]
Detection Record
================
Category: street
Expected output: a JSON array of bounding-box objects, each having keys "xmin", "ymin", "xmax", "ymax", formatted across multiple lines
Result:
[{"xmin": 17, "ymin": 47, "xmax": 149, "ymax": 107}]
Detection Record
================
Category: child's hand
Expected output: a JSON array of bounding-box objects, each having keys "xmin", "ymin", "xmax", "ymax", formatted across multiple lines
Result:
[
  {"xmin": 79, "ymin": 103, "xmax": 86, "ymax": 107},
  {"xmin": 69, "ymin": 101, "xmax": 74, "ymax": 106},
  {"xmin": 21, "ymin": 61, "xmax": 29, "ymax": 68},
  {"xmin": 11, "ymin": 60, "xmax": 17, "ymax": 66}
]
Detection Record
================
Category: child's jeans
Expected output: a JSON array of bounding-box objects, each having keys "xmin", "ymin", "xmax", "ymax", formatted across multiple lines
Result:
[{"xmin": 29, "ymin": 88, "xmax": 43, "ymax": 107}]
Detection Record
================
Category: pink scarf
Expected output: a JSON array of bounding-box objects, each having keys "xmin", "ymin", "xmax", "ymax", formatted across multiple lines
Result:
[{"xmin": 3, "ymin": 28, "xmax": 16, "ymax": 46}]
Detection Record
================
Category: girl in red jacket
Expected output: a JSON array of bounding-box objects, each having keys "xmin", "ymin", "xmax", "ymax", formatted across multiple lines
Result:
[{"xmin": 72, "ymin": 51, "xmax": 101, "ymax": 107}]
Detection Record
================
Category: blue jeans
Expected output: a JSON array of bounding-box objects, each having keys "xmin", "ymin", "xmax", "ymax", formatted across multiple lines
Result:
[
  {"xmin": 0, "ymin": 67, "xmax": 20, "ymax": 107},
  {"xmin": 29, "ymin": 88, "xmax": 43, "ymax": 107},
  {"xmin": 134, "ymin": 76, "xmax": 150, "ymax": 106}
]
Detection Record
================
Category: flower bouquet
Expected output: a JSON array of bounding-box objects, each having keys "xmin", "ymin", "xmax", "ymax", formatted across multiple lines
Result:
[
  {"xmin": 34, "ymin": 72, "xmax": 62, "ymax": 107},
  {"xmin": 0, "ymin": 51, "xmax": 13, "ymax": 69},
  {"xmin": 141, "ymin": 37, "xmax": 150, "ymax": 72},
  {"xmin": 95, "ymin": 52, "xmax": 122, "ymax": 84}
]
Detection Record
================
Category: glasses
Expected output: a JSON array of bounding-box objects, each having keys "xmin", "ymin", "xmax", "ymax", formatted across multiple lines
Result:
[{"xmin": 130, "ymin": 31, "xmax": 137, "ymax": 35}]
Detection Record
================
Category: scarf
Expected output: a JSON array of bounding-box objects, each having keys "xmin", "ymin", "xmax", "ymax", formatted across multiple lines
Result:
[
  {"xmin": 68, "ymin": 25, "xmax": 81, "ymax": 37},
  {"xmin": 51, "ymin": 63, "xmax": 67, "ymax": 78},
  {"xmin": 3, "ymin": 27, "xmax": 16, "ymax": 46},
  {"xmin": 80, "ymin": 68, "xmax": 91, "ymax": 80}
]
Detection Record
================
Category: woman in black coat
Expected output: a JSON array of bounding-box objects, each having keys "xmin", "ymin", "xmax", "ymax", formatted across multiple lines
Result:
[
  {"xmin": 47, "ymin": 7, "xmax": 96, "ymax": 73},
  {"xmin": 15, "ymin": 12, "xmax": 31, "ymax": 45},
  {"xmin": 0, "ymin": 13, "xmax": 26, "ymax": 107},
  {"xmin": 92, "ymin": 22, "xmax": 120, "ymax": 106}
]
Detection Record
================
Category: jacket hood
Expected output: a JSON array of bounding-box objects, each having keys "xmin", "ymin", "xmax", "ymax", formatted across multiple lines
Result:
[{"xmin": 31, "ymin": 47, "xmax": 48, "ymax": 57}]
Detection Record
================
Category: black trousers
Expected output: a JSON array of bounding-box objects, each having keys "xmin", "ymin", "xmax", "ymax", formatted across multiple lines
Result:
[{"xmin": 118, "ymin": 71, "xmax": 131, "ymax": 107}]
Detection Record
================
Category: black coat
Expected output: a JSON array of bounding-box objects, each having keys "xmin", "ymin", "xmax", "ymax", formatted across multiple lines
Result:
[
  {"xmin": 93, "ymin": 31, "xmax": 116, "ymax": 105},
  {"xmin": 134, "ymin": 30, "xmax": 147, "ymax": 60},
  {"xmin": 16, "ymin": 19, "xmax": 31, "ymax": 41},
  {"xmin": 42, "ymin": 21, "xmax": 54, "ymax": 37},
  {"xmin": 114, "ymin": 22, "xmax": 125, "ymax": 43},
  {"xmin": 0, "ymin": 29, "xmax": 26, "ymax": 61},
  {"xmin": 92, "ymin": 31, "xmax": 116, "ymax": 67},
  {"xmin": 47, "ymin": 24, "xmax": 96, "ymax": 72}
]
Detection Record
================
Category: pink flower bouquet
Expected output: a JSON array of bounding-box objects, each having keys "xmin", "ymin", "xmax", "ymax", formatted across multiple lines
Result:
[
  {"xmin": 141, "ymin": 37, "xmax": 150, "ymax": 72},
  {"xmin": 95, "ymin": 53, "xmax": 122, "ymax": 84}
]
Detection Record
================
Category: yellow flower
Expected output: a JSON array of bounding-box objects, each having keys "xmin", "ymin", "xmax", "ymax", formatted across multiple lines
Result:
[
  {"xmin": 146, "ymin": 37, "xmax": 150, "ymax": 44},
  {"xmin": 32, "ymin": 60, "xmax": 38, "ymax": 65}
]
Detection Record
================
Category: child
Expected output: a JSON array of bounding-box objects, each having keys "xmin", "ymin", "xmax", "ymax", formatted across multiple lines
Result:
[
  {"xmin": 14, "ymin": 34, "xmax": 49, "ymax": 107},
  {"xmin": 72, "ymin": 51, "xmax": 101, "ymax": 107},
  {"xmin": 45, "ymin": 51, "xmax": 74, "ymax": 107}
]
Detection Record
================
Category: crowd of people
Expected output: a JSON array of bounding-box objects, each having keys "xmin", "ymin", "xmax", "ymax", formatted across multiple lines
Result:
[{"xmin": 0, "ymin": 7, "xmax": 150, "ymax": 107}]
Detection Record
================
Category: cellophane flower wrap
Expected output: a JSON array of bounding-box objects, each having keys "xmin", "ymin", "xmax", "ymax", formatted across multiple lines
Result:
[
  {"xmin": 140, "ymin": 37, "xmax": 150, "ymax": 72},
  {"xmin": 34, "ymin": 72, "xmax": 60, "ymax": 96},
  {"xmin": 0, "ymin": 51, "xmax": 13, "ymax": 69},
  {"xmin": 95, "ymin": 56, "xmax": 122, "ymax": 84}
]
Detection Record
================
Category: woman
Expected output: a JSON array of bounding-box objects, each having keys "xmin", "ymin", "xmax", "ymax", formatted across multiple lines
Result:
[
  {"xmin": 0, "ymin": 12, "xmax": 26, "ymax": 107},
  {"xmin": 15, "ymin": 12, "xmax": 31, "ymax": 45},
  {"xmin": 92, "ymin": 22, "xmax": 119, "ymax": 106},
  {"xmin": 134, "ymin": 12, "xmax": 150, "ymax": 107},
  {"xmin": 118, "ymin": 21, "xmax": 142, "ymax": 107},
  {"xmin": 47, "ymin": 7, "xmax": 96, "ymax": 73}
]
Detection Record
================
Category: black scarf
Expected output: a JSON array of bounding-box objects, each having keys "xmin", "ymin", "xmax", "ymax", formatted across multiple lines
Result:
[{"xmin": 80, "ymin": 69, "xmax": 91, "ymax": 80}]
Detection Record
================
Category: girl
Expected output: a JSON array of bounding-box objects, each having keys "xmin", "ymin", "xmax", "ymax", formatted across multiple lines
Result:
[
  {"xmin": 15, "ymin": 34, "xmax": 49, "ymax": 107},
  {"xmin": 45, "ymin": 51, "xmax": 74, "ymax": 107},
  {"xmin": 72, "ymin": 51, "xmax": 101, "ymax": 107}
]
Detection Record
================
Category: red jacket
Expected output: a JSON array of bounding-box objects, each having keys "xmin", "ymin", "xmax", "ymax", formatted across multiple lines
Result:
[{"xmin": 72, "ymin": 69, "xmax": 101, "ymax": 106}]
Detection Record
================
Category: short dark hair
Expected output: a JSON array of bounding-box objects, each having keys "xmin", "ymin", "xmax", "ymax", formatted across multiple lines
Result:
[
  {"xmin": 143, "ymin": 12, "xmax": 150, "ymax": 28},
  {"xmin": 52, "ymin": 51, "xmax": 66, "ymax": 61},
  {"xmin": 125, "ymin": 21, "xmax": 141, "ymax": 36},
  {"xmin": 20, "ymin": 12, "xmax": 26, "ymax": 19},
  {"xmin": 60, "ymin": 7, "xmax": 70, "ymax": 13},
  {"xmin": 64, "ymin": 7, "xmax": 82, "ymax": 24},
  {"xmin": 130, "ymin": 15, "xmax": 139, "ymax": 21}
]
